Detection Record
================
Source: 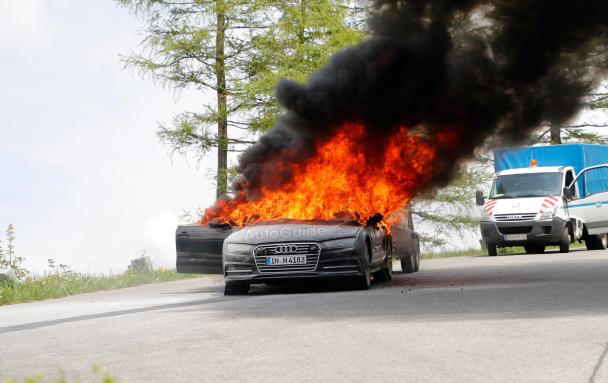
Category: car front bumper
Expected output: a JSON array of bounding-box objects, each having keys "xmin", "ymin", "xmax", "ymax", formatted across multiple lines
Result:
[
  {"xmin": 223, "ymin": 247, "xmax": 365, "ymax": 284},
  {"xmin": 480, "ymin": 217, "xmax": 567, "ymax": 247}
]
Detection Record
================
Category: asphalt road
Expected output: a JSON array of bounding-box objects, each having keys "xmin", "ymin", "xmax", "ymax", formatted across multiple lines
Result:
[{"xmin": 2, "ymin": 248, "xmax": 608, "ymax": 383}]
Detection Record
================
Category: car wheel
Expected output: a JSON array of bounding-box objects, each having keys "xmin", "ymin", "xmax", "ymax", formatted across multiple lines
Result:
[
  {"xmin": 224, "ymin": 281, "xmax": 249, "ymax": 296},
  {"xmin": 355, "ymin": 246, "xmax": 371, "ymax": 290},
  {"xmin": 487, "ymin": 244, "xmax": 497, "ymax": 257},
  {"xmin": 374, "ymin": 254, "xmax": 393, "ymax": 282},
  {"xmin": 401, "ymin": 254, "xmax": 415, "ymax": 273},
  {"xmin": 413, "ymin": 238, "xmax": 420, "ymax": 272},
  {"xmin": 559, "ymin": 227, "xmax": 570, "ymax": 253}
]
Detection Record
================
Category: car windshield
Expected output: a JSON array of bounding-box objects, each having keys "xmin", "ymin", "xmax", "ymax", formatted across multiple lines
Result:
[{"xmin": 489, "ymin": 172, "xmax": 562, "ymax": 199}]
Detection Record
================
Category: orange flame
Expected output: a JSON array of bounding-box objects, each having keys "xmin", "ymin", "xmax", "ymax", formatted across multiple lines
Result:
[{"xmin": 203, "ymin": 123, "xmax": 459, "ymax": 226}]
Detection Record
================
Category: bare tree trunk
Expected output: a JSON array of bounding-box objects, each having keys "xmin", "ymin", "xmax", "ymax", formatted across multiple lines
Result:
[
  {"xmin": 215, "ymin": 0, "xmax": 228, "ymax": 198},
  {"xmin": 550, "ymin": 120, "xmax": 562, "ymax": 145}
]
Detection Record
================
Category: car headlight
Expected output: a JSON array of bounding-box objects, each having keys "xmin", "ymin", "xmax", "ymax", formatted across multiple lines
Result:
[
  {"xmin": 540, "ymin": 205, "xmax": 558, "ymax": 220},
  {"xmin": 323, "ymin": 237, "xmax": 356, "ymax": 249},
  {"xmin": 480, "ymin": 209, "xmax": 493, "ymax": 222},
  {"xmin": 226, "ymin": 243, "xmax": 254, "ymax": 254}
]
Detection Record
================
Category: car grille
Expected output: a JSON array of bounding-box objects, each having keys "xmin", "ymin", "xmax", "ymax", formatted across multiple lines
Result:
[
  {"xmin": 253, "ymin": 243, "xmax": 321, "ymax": 273},
  {"xmin": 494, "ymin": 213, "xmax": 537, "ymax": 222}
]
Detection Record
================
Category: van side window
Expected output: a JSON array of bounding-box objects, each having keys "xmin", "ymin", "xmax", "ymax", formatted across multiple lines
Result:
[
  {"xmin": 565, "ymin": 170, "xmax": 573, "ymax": 188},
  {"xmin": 565, "ymin": 170, "xmax": 579, "ymax": 199}
]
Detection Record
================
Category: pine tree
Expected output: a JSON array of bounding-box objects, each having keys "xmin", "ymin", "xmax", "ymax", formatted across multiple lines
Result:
[
  {"xmin": 241, "ymin": 0, "xmax": 364, "ymax": 132},
  {"xmin": 118, "ymin": 0, "xmax": 363, "ymax": 195},
  {"xmin": 118, "ymin": 0, "xmax": 265, "ymax": 196}
]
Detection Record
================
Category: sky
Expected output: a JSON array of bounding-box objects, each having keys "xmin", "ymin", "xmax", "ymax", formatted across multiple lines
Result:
[{"xmin": 0, "ymin": 1, "xmax": 219, "ymax": 273}]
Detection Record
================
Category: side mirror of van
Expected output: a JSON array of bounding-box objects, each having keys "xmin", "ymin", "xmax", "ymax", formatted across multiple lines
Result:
[
  {"xmin": 563, "ymin": 186, "xmax": 574, "ymax": 200},
  {"xmin": 475, "ymin": 190, "xmax": 485, "ymax": 206}
]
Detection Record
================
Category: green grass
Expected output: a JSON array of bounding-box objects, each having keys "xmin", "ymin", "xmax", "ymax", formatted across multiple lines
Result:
[
  {"xmin": 0, "ymin": 269, "xmax": 199, "ymax": 306},
  {"xmin": 421, "ymin": 248, "xmax": 487, "ymax": 258},
  {"xmin": 422, "ymin": 244, "xmax": 586, "ymax": 259},
  {"xmin": 2, "ymin": 366, "xmax": 118, "ymax": 383}
]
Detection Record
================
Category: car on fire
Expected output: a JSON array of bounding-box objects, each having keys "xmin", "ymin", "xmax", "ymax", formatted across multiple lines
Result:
[{"xmin": 176, "ymin": 213, "xmax": 420, "ymax": 295}]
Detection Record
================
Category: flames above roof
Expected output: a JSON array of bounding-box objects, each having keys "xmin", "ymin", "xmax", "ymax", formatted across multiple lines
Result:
[{"xmin": 204, "ymin": 0, "xmax": 608, "ymax": 226}]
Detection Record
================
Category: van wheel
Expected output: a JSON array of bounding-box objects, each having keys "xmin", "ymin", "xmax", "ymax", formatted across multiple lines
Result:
[
  {"xmin": 559, "ymin": 227, "xmax": 570, "ymax": 253},
  {"xmin": 586, "ymin": 234, "xmax": 608, "ymax": 250},
  {"xmin": 487, "ymin": 245, "xmax": 497, "ymax": 257}
]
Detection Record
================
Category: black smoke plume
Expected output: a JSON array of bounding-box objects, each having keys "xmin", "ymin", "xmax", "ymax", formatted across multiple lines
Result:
[{"xmin": 229, "ymin": 1, "xmax": 608, "ymax": 207}]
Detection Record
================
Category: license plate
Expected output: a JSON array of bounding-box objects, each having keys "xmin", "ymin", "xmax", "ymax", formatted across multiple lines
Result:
[
  {"xmin": 504, "ymin": 234, "xmax": 527, "ymax": 241},
  {"xmin": 266, "ymin": 255, "xmax": 307, "ymax": 266}
]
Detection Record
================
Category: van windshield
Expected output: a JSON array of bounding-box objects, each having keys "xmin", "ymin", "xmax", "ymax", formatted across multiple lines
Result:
[{"xmin": 489, "ymin": 172, "xmax": 562, "ymax": 199}]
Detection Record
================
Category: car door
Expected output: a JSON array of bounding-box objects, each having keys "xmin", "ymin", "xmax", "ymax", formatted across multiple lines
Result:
[
  {"xmin": 566, "ymin": 165, "xmax": 608, "ymax": 235},
  {"xmin": 175, "ymin": 225, "xmax": 234, "ymax": 274}
]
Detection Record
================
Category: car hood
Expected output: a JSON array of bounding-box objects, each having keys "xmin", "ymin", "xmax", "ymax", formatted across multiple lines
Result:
[{"xmin": 225, "ymin": 222, "xmax": 362, "ymax": 245}]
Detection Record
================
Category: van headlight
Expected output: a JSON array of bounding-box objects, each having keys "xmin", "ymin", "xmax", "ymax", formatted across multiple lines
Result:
[{"xmin": 540, "ymin": 206, "xmax": 558, "ymax": 220}]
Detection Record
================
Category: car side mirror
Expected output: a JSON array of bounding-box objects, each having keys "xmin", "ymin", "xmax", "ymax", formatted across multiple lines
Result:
[
  {"xmin": 475, "ymin": 190, "xmax": 485, "ymax": 206},
  {"xmin": 563, "ymin": 186, "xmax": 574, "ymax": 200}
]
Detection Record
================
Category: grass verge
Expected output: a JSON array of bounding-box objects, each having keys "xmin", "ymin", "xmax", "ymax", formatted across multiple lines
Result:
[
  {"xmin": 2, "ymin": 366, "xmax": 118, "ymax": 383},
  {"xmin": 422, "ymin": 248, "xmax": 487, "ymax": 259},
  {"xmin": 0, "ymin": 269, "xmax": 199, "ymax": 306},
  {"xmin": 422, "ymin": 244, "xmax": 586, "ymax": 259}
]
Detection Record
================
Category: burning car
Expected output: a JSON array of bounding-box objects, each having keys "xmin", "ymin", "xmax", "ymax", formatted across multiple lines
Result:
[{"xmin": 176, "ymin": 212, "xmax": 419, "ymax": 295}]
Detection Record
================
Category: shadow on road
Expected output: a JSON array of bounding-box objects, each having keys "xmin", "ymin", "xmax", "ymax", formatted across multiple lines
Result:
[{"xmin": 177, "ymin": 250, "xmax": 608, "ymax": 322}]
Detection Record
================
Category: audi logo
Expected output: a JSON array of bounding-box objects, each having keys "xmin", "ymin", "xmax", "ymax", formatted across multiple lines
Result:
[{"xmin": 274, "ymin": 245, "xmax": 299, "ymax": 254}]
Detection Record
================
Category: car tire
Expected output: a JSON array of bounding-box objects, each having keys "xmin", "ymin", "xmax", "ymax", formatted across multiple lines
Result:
[
  {"xmin": 413, "ymin": 237, "xmax": 420, "ymax": 272},
  {"xmin": 487, "ymin": 244, "xmax": 497, "ymax": 257},
  {"xmin": 355, "ymin": 246, "xmax": 372, "ymax": 290},
  {"xmin": 374, "ymin": 254, "xmax": 393, "ymax": 282},
  {"xmin": 559, "ymin": 227, "xmax": 570, "ymax": 253},
  {"xmin": 224, "ymin": 281, "xmax": 249, "ymax": 296},
  {"xmin": 586, "ymin": 234, "xmax": 608, "ymax": 250},
  {"xmin": 401, "ymin": 254, "xmax": 415, "ymax": 273}
]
